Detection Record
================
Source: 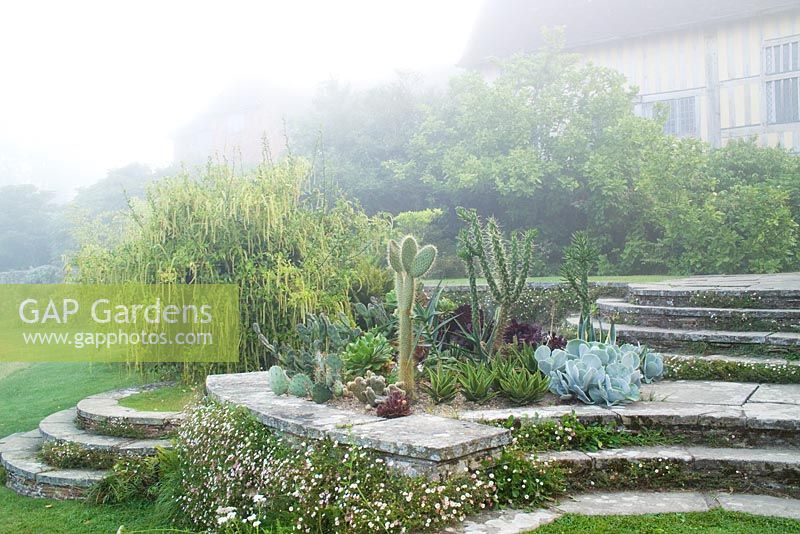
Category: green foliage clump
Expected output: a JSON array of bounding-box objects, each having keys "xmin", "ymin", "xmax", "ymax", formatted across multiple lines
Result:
[
  {"xmin": 39, "ymin": 441, "xmax": 118, "ymax": 470},
  {"xmin": 664, "ymin": 356, "xmax": 800, "ymax": 384},
  {"xmin": 68, "ymin": 158, "xmax": 389, "ymax": 375},
  {"xmin": 499, "ymin": 413, "xmax": 675, "ymax": 453},
  {"xmin": 87, "ymin": 453, "xmax": 164, "ymax": 505},
  {"xmin": 496, "ymin": 367, "xmax": 550, "ymax": 406}
]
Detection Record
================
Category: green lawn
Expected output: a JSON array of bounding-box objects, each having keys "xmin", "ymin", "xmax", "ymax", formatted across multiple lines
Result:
[
  {"xmin": 0, "ymin": 363, "xmax": 150, "ymax": 437},
  {"xmin": 536, "ymin": 509, "xmax": 800, "ymax": 533},
  {"xmin": 118, "ymin": 383, "xmax": 200, "ymax": 412},
  {"xmin": 431, "ymin": 275, "xmax": 680, "ymax": 286}
]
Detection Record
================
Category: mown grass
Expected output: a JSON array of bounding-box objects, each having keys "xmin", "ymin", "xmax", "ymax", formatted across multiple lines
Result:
[
  {"xmin": 431, "ymin": 275, "xmax": 680, "ymax": 286},
  {"xmin": 0, "ymin": 363, "xmax": 155, "ymax": 437},
  {"xmin": 0, "ymin": 488, "xmax": 179, "ymax": 534},
  {"xmin": 536, "ymin": 509, "xmax": 800, "ymax": 533},
  {"xmin": 118, "ymin": 383, "xmax": 200, "ymax": 412}
]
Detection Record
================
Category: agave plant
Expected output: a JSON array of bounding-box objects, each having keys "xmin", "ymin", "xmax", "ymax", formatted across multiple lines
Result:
[{"xmin": 534, "ymin": 340, "xmax": 665, "ymax": 407}]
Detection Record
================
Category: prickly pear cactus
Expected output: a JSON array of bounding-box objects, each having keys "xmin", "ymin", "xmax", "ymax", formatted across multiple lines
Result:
[
  {"xmin": 267, "ymin": 365, "xmax": 290, "ymax": 396},
  {"xmin": 288, "ymin": 373, "xmax": 313, "ymax": 397}
]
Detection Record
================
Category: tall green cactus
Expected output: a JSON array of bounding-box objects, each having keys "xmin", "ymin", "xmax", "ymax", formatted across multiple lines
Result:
[
  {"xmin": 456, "ymin": 208, "xmax": 536, "ymax": 355},
  {"xmin": 387, "ymin": 235, "xmax": 437, "ymax": 398}
]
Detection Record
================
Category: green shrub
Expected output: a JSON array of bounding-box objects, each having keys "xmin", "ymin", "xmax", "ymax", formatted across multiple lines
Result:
[
  {"xmin": 498, "ymin": 413, "xmax": 674, "ymax": 453},
  {"xmin": 87, "ymin": 454, "xmax": 163, "ymax": 505},
  {"xmin": 39, "ymin": 441, "xmax": 118, "ymax": 469},
  {"xmin": 664, "ymin": 356, "xmax": 800, "ymax": 384},
  {"xmin": 67, "ymin": 158, "xmax": 390, "ymax": 375}
]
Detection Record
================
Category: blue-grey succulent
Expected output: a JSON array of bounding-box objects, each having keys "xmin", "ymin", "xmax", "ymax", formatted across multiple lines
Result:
[{"xmin": 534, "ymin": 339, "xmax": 664, "ymax": 407}]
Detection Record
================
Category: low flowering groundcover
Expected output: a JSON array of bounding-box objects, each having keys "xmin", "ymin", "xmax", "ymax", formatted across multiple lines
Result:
[{"xmin": 155, "ymin": 402, "xmax": 565, "ymax": 533}]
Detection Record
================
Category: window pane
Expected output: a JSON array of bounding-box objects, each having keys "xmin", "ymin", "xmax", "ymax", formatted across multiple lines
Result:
[
  {"xmin": 793, "ymin": 42, "xmax": 799, "ymax": 71},
  {"xmin": 767, "ymin": 80, "xmax": 775, "ymax": 123}
]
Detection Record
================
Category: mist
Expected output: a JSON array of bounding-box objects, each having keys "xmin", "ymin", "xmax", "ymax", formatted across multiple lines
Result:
[{"xmin": 0, "ymin": 0, "xmax": 482, "ymax": 195}]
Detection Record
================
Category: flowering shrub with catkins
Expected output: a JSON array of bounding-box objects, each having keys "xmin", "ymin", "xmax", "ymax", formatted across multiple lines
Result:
[{"xmin": 165, "ymin": 402, "xmax": 516, "ymax": 533}]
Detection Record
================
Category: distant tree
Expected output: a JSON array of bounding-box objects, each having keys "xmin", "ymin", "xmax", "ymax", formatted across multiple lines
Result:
[
  {"xmin": 71, "ymin": 163, "xmax": 157, "ymax": 216},
  {"xmin": 293, "ymin": 75, "xmax": 436, "ymax": 215},
  {"xmin": 0, "ymin": 185, "xmax": 60, "ymax": 270}
]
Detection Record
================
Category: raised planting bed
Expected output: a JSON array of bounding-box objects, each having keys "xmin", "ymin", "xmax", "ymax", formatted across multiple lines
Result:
[{"xmin": 206, "ymin": 371, "xmax": 511, "ymax": 478}]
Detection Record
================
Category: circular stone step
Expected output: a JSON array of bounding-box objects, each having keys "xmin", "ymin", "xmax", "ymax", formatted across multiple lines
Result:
[
  {"xmin": 39, "ymin": 408, "xmax": 171, "ymax": 456},
  {"xmin": 76, "ymin": 383, "xmax": 185, "ymax": 438},
  {"xmin": 0, "ymin": 431, "xmax": 107, "ymax": 500},
  {"xmin": 567, "ymin": 316, "xmax": 800, "ymax": 350},
  {"xmin": 596, "ymin": 298, "xmax": 800, "ymax": 332}
]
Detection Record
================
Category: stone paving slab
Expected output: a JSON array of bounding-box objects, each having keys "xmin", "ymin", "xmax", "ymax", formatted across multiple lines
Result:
[
  {"xmin": 587, "ymin": 446, "xmax": 694, "ymax": 466},
  {"xmin": 642, "ymin": 381, "xmax": 758, "ymax": 406},
  {"xmin": 629, "ymin": 273, "xmax": 800, "ymax": 293},
  {"xmin": 554, "ymin": 491, "xmax": 711, "ymax": 515},
  {"xmin": 0, "ymin": 430, "xmax": 108, "ymax": 489},
  {"xmin": 442, "ymin": 509, "xmax": 561, "ymax": 533},
  {"xmin": 749, "ymin": 384, "xmax": 800, "ymax": 405},
  {"xmin": 743, "ymin": 402, "xmax": 800, "ymax": 431},
  {"xmin": 597, "ymin": 298, "xmax": 800, "ymax": 319},
  {"xmin": 688, "ymin": 446, "xmax": 800, "ymax": 471},
  {"xmin": 206, "ymin": 372, "xmax": 511, "ymax": 464},
  {"xmin": 714, "ymin": 493, "xmax": 800, "ymax": 520}
]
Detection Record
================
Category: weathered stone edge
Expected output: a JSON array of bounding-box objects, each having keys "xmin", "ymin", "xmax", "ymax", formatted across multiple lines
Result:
[
  {"xmin": 0, "ymin": 431, "xmax": 107, "ymax": 491},
  {"xmin": 459, "ymin": 401, "xmax": 800, "ymax": 433}
]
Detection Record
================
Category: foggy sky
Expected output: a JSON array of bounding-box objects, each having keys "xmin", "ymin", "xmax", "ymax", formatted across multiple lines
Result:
[{"xmin": 0, "ymin": 0, "xmax": 482, "ymax": 194}]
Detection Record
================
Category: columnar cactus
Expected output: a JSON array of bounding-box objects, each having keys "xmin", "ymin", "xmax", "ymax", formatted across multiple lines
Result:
[
  {"xmin": 456, "ymin": 208, "xmax": 536, "ymax": 354},
  {"xmin": 387, "ymin": 235, "xmax": 437, "ymax": 398}
]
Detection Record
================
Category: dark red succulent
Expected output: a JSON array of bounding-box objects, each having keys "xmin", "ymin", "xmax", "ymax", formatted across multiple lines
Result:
[
  {"xmin": 376, "ymin": 389, "xmax": 411, "ymax": 418},
  {"xmin": 503, "ymin": 319, "xmax": 544, "ymax": 346}
]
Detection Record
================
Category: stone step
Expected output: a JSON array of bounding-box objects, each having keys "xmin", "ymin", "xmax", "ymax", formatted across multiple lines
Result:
[
  {"xmin": 39, "ymin": 408, "xmax": 170, "ymax": 456},
  {"xmin": 536, "ymin": 445, "xmax": 800, "ymax": 498},
  {"xmin": 76, "ymin": 384, "xmax": 185, "ymax": 439},
  {"xmin": 663, "ymin": 352, "xmax": 800, "ymax": 368},
  {"xmin": 567, "ymin": 316, "xmax": 800, "ymax": 350},
  {"xmin": 461, "ymin": 380, "xmax": 800, "ymax": 447},
  {"xmin": 446, "ymin": 491, "xmax": 800, "ymax": 533},
  {"xmin": 0, "ymin": 431, "xmax": 107, "ymax": 500},
  {"xmin": 627, "ymin": 277, "xmax": 800, "ymax": 309},
  {"xmin": 596, "ymin": 298, "xmax": 800, "ymax": 332}
]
